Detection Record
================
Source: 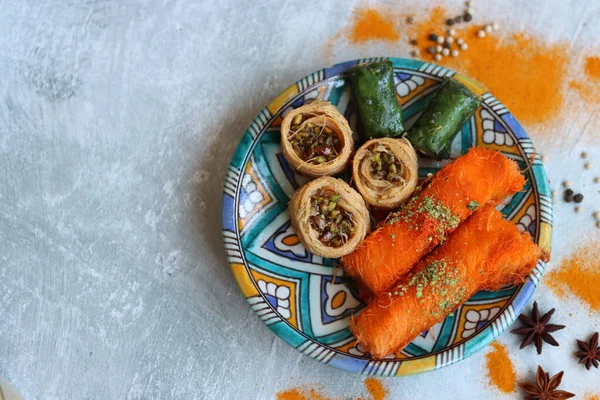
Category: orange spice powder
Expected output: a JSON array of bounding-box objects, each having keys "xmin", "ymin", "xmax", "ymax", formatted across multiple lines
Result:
[
  {"xmin": 363, "ymin": 377, "xmax": 389, "ymax": 400},
  {"xmin": 570, "ymin": 55, "xmax": 600, "ymax": 103},
  {"xmin": 409, "ymin": 6, "xmax": 447, "ymax": 49},
  {"xmin": 276, "ymin": 378, "xmax": 389, "ymax": 400},
  {"xmin": 546, "ymin": 243, "xmax": 600, "ymax": 313},
  {"xmin": 585, "ymin": 56, "xmax": 600, "ymax": 79},
  {"xmin": 410, "ymin": 10, "xmax": 569, "ymax": 127},
  {"xmin": 568, "ymin": 80, "xmax": 598, "ymax": 103},
  {"xmin": 484, "ymin": 342, "xmax": 517, "ymax": 393},
  {"xmin": 585, "ymin": 394, "xmax": 600, "ymax": 400},
  {"xmin": 276, "ymin": 387, "xmax": 333, "ymax": 400},
  {"xmin": 348, "ymin": 8, "xmax": 399, "ymax": 43},
  {"xmin": 276, "ymin": 388, "xmax": 307, "ymax": 400},
  {"xmin": 334, "ymin": 4, "xmax": 600, "ymax": 130}
]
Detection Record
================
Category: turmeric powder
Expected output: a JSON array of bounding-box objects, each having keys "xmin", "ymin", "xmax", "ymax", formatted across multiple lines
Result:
[
  {"xmin": 349, "ymin": 8, "xmax": 399, "ymax": 44},
  {"xmin": 484, "ymin": 342, "xmax": 517, "ymax": 393},
  {"xmin": 275, "ymin": 378, "xmax": 389, "ymax": 400},
  {"xmin": 338, "ymin": 5, "xmax": 573, "ymax": 128},
  {"xmin": 585, "ymin": 56, "xmax": 600, "ymax": 79},
  {"xmin": 546, "ymin": 243, "xmax": 600, "ymax": 313},
  {"xmin": 409, "ymin": 8, "xmax": 569, "ymax": 127},
  {"xmin": 570, "ymin": 55, "xmax": 600, "ymax": 103},
  {"xmin": 362, "ymin": 378, "xmax": 388, "ymax": 400},
  {"xmin": 276, "ymin": 386, "xmax": 333, "ymax": 400}
]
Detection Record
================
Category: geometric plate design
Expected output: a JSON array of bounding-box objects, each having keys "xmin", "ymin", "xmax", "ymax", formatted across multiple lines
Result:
[{"xmin": 222, "ymin": 57, "xmax": 553, "ymax": 375}]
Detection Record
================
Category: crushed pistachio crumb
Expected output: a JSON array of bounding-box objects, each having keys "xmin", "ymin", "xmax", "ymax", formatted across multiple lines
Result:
[
  {"xmin": 418, "ymin": 196, "xmax": 460, "ymax": 229},
  {"xmin": 393, "ymin": 258, "xmax": 466, "ymax": 317},
  {"xmin": 467, "ymin": 200, "xmax": 479, "ymax": 211}
]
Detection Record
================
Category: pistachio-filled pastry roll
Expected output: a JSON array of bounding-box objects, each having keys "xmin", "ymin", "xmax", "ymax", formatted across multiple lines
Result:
[
  {"xmin": 281, "ymin": 89, "xmax": 354, "ymax": 177},
  {"xmin": 288, "ymin": 177, "xmax": 369, "ymax": 258},
  {"xmin": 352, "ymin": 138, "xmax": 419, "ymax": 210}
]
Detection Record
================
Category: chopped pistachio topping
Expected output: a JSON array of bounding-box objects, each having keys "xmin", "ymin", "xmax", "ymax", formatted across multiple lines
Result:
[
  {"xmin": 386, "ymin": 195, "xmax": 458, "ymax": 229},
  {"xmin": 309, "ymin": 189, "xmax": 355, "ymax": 248},
  {"xmin": 467, "ymin": 200, "xmax": 479, "ymax": 211},
  {"xmin": 393, "ymin": 259, "xmax": 467, "ymax": 316},
  {"xmin": 368, "ymin": 145, "xmax": 406, "ymax": 184},
  {"xmin": 417, "ymin": 197, "xmax": 460, "ymax": 228},
  {"xmin": 288, "ymin": 114, "xmax": 340, "ymax": 164}
]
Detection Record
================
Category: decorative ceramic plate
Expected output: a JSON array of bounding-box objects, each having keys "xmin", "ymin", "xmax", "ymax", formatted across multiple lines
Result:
[{"xmin": 222, "ymin": 57, "xmax": 552, "ymax": 375}]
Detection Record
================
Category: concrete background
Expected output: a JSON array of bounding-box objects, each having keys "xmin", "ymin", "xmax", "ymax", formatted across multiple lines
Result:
[{"xmin": 1, "ymin": 0, "xmax": 599, "ymax": 399}]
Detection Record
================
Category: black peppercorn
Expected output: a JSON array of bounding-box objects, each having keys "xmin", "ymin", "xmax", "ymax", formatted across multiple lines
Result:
[
  {"xmin": 454, "ymin": 15, "xmax": 463, "ymax": 23},
  {"xmin": 410, "ymin": 39, "xmax": 418, "ymax": 45},
  {"xmin": 443, "ymin": 42, "xmax": 451, "ymax": 49},
  {"xmin": 574, "ymin": 193, "xmax": 584, "ymax": 203},
  {"xmin": 429, "ymin": 33, "xmax": 438, "ymax": 42},
  {"xmin": 464, "ymin": 13, "xmax": 473, "ymax": 22},
  {"xmin": 564, "ymin": 189, "xmax": 574, "ymax": 202},
  {"xmin": 446, "ymin": 18, "xmax": 455, "ymax": 26}
]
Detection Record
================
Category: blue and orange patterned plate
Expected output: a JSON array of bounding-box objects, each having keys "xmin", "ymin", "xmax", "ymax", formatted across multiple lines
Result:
[{"xmin": 222, "ymin": 58, "xmax": 552, "ymax": 375}]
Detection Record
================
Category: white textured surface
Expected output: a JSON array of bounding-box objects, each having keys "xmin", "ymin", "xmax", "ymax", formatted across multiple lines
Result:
[{"xmin": 0, "ymin": 0, "xmax": 599, "ymax": 399}]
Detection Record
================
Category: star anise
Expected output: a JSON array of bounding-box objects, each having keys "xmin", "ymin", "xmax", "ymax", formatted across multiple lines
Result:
[
  {"xmin": 518, "ymin": 366, "xmax": 575, "ymax": 400},
  {"xmin": 575, "ymin": 331, "xmax": 600, "ymax": 370},
  {"xmin": 511, "ymin": 301, "xmax": 565, "ymax": 354}
]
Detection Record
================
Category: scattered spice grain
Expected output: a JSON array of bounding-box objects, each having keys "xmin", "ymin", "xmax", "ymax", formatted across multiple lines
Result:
[{"xmin": 564, "ymin": 189, "xmax": 574, "ymax": 202}]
